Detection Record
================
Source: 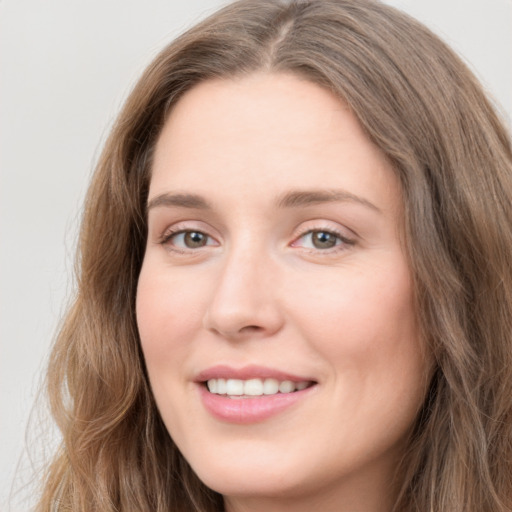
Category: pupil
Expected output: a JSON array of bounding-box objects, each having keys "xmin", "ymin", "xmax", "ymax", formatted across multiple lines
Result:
[
  {"xmin": 313, "ymin": 231, "xmax": 336, "ymax": 249},
  {"xmin": 185, "ymin": 232, "xmax": 206, "ymax": 248}
]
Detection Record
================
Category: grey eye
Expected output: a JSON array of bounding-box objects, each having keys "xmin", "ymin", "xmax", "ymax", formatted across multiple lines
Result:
[
  {"xmin": 167, "ymin": 230, "xmax": 213, "ymax": 249},
  {"xmin": 299, "ymin": 230, "xmax": 340, "ymax": 250},
  {"xmin": 182, "ymin": 231, "xmax": 209, "ymax": 248},
  {"xmin": 311, "ymin": 231, "xmax": 338, "ymax": 249}
]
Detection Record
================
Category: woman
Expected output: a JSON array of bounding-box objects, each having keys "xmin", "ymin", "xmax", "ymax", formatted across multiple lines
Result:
[{"xmin": 38, "ymin": 0, "xmax": 512, "ymax": 510}]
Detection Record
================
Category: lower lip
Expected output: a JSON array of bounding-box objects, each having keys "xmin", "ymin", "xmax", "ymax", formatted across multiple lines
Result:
[{"xmin": 198, "ymin": 384, "xmax": 315, "ymax": 424}]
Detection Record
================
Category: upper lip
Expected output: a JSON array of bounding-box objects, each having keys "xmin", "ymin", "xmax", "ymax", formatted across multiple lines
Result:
[{"xmin": 195, "ymin": 364, "xmax": 316, "ymax": 383}]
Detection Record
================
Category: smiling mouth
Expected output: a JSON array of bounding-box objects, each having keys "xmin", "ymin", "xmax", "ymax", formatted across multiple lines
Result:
[
  {"xmin": 198, "ymin": 371, "xmax": 318, "ymax": 423},
  {"xmin": 204, "ymin": 378, "xmax": 316, "ymax": 398}
]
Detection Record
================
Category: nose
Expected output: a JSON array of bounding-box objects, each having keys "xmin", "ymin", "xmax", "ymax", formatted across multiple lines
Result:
[{"xmin": 202, "ymin": 247, "xmax": 284, "ymax": 340}]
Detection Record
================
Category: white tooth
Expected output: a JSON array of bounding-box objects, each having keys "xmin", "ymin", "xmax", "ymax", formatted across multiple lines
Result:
[
  {"xmin": 207, "ymin": 377, "xmax": 308, "ymax": 396},
  {"xmin": 244, "ymin": 378, "xmax": 263, "ymax": 396},
  {"xmin": 217, "ymin": 378, "xmax": 227, "ymax": 394},
  {"xmin": 263, "ymin": 378, "xmax": 279, "ymax": 395},
  {"xmin": 279, "ymin": 380, "xmax": 295, "ymax": 393},
  {"xmin": 226, "ymin": 379, "xmax": 244, "ymax": 395}
]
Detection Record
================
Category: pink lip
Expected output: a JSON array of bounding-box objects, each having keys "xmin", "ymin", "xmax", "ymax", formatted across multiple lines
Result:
[
  {"xmin": 195, "ymin": 364, "xmax": 313, "ymax": 383},
  {"xmin": 195, "ymin": 365, "xmax": 317, "ymax": 424}
]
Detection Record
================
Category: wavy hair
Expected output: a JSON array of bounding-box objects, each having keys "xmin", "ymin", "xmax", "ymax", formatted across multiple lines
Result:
[{"xmin": 37, "ymin": 0, "xmax": 512, "ymax": 510}]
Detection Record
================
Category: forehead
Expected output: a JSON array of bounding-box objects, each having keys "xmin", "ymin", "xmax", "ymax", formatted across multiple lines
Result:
[{"xmin": 150, "ymin": 72, "xmax": 400, "ymax": 215}]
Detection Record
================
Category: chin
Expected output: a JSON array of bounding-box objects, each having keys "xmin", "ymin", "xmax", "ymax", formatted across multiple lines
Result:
[
  {"xmin": 199, "ymin": 469, "xmax": 308, "ymax": 500},
  {"xmin": 187, "ymin": 448, "xmax": 309, "ymax": 498}
]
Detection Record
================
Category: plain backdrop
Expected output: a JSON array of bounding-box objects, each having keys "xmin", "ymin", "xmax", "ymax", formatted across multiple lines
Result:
[{"xmin": 1, "ymin": 0, "xmax": 511, "ymax": 509}]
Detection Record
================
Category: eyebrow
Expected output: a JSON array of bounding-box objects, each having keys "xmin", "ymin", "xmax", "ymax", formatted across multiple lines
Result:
[
  {"xmin": 276, "ymin": 189, "xmax": 381, "ymax": 213},
  {"xmin": 146, "ymin": 189, "xmax": 381, "ymax": 213},
  {"xmin": 147, "ymin": 192, "xmax": 212, "ymax": 211}
]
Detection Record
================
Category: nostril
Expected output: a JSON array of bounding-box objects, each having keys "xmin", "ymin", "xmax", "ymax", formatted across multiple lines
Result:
[{"xmin": 240, "ymin": 325, "xmax": 263, "ymax": 333}]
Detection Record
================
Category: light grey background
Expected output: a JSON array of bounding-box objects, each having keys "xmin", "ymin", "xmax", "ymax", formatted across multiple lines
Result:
[{"xmin": 1, "ymin": 0, "xmax": 511, "ymax": 509}]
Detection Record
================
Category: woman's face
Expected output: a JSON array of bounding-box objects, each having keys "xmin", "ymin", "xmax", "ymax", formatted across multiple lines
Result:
[{"xmin": 137, "ymin": 73, "xmax": 429, "ymax": 511}]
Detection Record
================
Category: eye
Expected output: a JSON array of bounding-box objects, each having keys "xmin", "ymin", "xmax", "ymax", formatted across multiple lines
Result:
[
  {"xmin": 160, "ymin": 229, "xmax": 218, "ymax": 250},
  {"xmin": 292, "ymin": 229, "xmax": 354, "ymax": 251},
  {"xmin": 304, "ymin": 230, "xmax": 339, "ymax": 249}
]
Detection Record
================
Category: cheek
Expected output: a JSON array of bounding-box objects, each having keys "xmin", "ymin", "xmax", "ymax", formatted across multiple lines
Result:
[
  {"xmin": 135, "ymin": 266, "xmax": 206, "ymax": 439},
  {"xmin": 290, "ymin": 256, "xmax": 427, "ymax": 418},
  {"xmin": 293, "ymin": 262, "xmax": 417, "ymax": 356},
  {"xmin": 293, "ymin": 261, "xmax": 427, "ymax": 449},
  {"xmin": 136, "ymin": 265, "xmax": 203, "ymax": 362}
]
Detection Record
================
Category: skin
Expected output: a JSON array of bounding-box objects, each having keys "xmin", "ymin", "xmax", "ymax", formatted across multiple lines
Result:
[{"xmin": 136, "ymin": 73, "xmax": 430, "ymax": 512}]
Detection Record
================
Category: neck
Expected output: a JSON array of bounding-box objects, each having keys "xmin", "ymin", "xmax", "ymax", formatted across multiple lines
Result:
[{"xmin": 223, "ymin": 459, "xmax": 399, "ymax": 512}]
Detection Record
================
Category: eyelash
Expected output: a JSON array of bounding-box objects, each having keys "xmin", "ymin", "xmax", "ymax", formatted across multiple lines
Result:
[
  {"xmin": 158, "ymin": 228, "xmax": 217, "ymax": 254},
  {"xmin": 158, "ymin": 226, "xmax": 355, "ymax": 255},
  {"xmin": 292, "ymin": 227, "xmax": 355, "ymax": 253}
]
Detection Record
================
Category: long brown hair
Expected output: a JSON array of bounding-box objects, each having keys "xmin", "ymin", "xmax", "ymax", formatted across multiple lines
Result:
[{"xmin": 38, "ymin": 0, "xmax": 512, "ymax": 510}]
